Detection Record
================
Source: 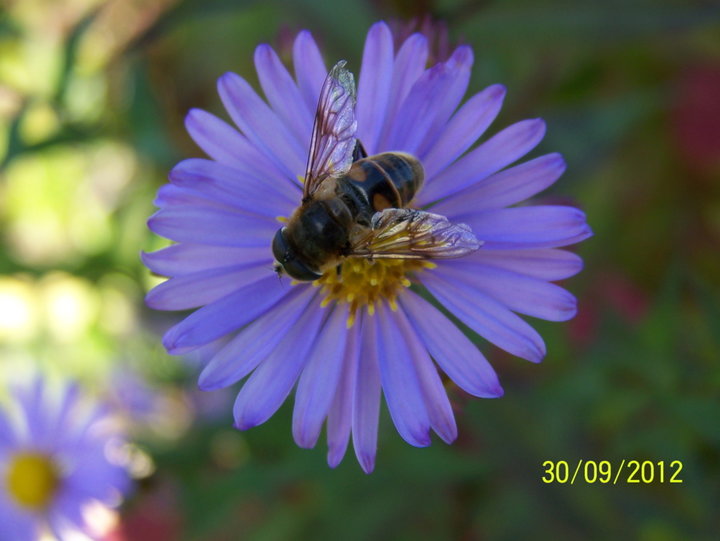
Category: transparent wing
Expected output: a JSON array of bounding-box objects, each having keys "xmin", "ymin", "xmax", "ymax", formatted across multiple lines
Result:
[
  {"xmin": 349, "ymin": 208, "xmax": 482, "ymax": 260},
  {"xmin": 303, "ymin": 60, "xmax": 357, "ymax": 200}
]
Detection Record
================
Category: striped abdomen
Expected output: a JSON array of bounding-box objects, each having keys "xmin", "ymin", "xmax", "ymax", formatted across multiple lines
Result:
[{"xmin": 342, "ymin": 152, "xmax": 425, "ymax": 213}]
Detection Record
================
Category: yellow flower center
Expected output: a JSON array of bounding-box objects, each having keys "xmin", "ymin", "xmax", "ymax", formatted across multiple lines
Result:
[
  {"xmin": 314, "ymin": 258, "xmax": 435, "ymax": 327},
  {"xmin": 5, "ymin": 451, "xmax": 60, "ymax": 510}
]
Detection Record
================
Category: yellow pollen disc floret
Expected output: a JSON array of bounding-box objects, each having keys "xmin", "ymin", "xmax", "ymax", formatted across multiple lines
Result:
[
  {"xmin": 314, "ymin": 258, "xmax": 435, "ymax": 328},
  {"xmin": 5, "ymin": 451, "xmax": 61, "ymax": 510}
]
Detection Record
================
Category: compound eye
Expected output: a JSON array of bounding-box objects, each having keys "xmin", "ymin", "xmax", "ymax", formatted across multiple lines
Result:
[
  {"xmin": 272, "ymin": 228, "xmax": 290, "ymax": 263},
  {"xmin": 283, "ymin": 258, "xmax": 322, "ymax": 281}
]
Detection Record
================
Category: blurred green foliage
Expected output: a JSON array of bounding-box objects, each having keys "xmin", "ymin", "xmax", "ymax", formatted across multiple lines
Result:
[{"xmin": 1, "ymin": 0, "xmax": 719, "ymax": 539}]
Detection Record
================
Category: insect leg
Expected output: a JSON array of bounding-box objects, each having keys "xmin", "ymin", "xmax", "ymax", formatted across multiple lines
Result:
[{"xmin": 352, "ymin": 140, "xmax": 368, "ymax": 161}]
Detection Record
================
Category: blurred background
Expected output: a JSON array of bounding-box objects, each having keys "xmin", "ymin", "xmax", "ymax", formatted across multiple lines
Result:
[{"xmin": 1, "ymin": 0, "xmax": 719, "ymax": 539}]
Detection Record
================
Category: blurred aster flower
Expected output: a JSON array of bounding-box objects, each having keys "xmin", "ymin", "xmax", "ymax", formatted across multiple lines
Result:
[
  {"xmin": 0, "ymin": 377, "xmax": 130, "ymax": 540},
  {"xmin": 144, "ymin": 21, "xmax": 591, "ymax": 473}
]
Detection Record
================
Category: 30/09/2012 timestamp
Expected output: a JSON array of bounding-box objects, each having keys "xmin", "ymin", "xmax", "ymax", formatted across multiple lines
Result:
[{"xmin": 541, "ymin": 460, "xmax": 684, "ymax": 485}]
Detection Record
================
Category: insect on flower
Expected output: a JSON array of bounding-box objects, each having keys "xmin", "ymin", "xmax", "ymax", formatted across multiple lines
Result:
[
  {"xmin": 272, "ymin": 60, "xmax": 480, "ymax": 282},
  {"xmin": 144, "ymin": 21, "xmax": 592, "ymax": 473}
]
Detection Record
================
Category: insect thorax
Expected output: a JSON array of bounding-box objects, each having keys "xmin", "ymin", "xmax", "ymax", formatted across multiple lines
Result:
[{"xmin": 287, "ymin": 198, "xmax": 353, "ymax": 270}]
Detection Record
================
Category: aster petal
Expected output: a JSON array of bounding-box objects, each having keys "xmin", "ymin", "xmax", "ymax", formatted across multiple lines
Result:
[
  {"xmin": 421, "ymin": 84, "xmax": 506, "ymax": 179},
  {"xmin": 352, "ymin": 311, "xmax": 381, "ymax": 473},
  {"xmin": 383, "ymin": 46, "xmax": 474, "ymax": 156},
  {"xmin": 16, "ymin": 377, "xmax": 46, "ymax": 444},
  {"xmin": 356, "ymin": 21, "xmax": 394, "ymax": 153},
  {"xmin": 432, "ymin": 153, "xmax": 566, "ymax": 216},
  {"xmin": 65, "ymin": 403, "xmax": 110, "ymax": 447},
  {"xmin": 382, "ymin": 63, "xmax": 455, "ymax": 154},
  {"xmin": 61, "ymin": 446, "xmax": 128, "ymax": 502},
  {"xmin": 0, "ymin": 498, "xmax": 36, "ymax": 541},
  {"xmin": 255, "ymin": 44, "xmax": 313, "ymax": 146},
  {"xmin": 47, "ymin": 498, "xmax": 88, "ymax": 539},
  {"xmin": 394, "ymin": 306, "xmax": 457, "ymax": 443},
  {"xmin": 218, "ymin": 72, "xmax": 305, "ymax": 180},
  {"xmin": 326, "ymin": 318, "xmax": 362, "ymax": 468},
  {"xmin": 293, "ymin": 30, "xmax": 327, "ymax": 113},
  {"xmin": 47, "ymin": 383, "xmax": 81, "ymax": 446},
  {"xmin": 0, "ymin": 409, "xmax": 15, "ymax": 446},
  {"xmin": 421, "ymin": 272, "xmax": 546, "ymax": 363},
  {"xmin": 419, "ymin": 118, "xmax": 547, "ymax": 204},
  {"xmin": 147, "ymin": 207, "xmax": 276, "ymax": 247},
  {"xmin": 152, "ymin": 184, "xmax": 237, "ymax": 211},
  {"xmin": 415, "ymin": 46, "xmax": 474, "ymax": 158},
  {"xmin": 184, "ymin": 108, "xmax": 249, "ymax": 167},
  {"xmin": 233, "ymin": 297, "xmax": 325, "ymax": 430},
  {"xmin": 170, "ymin": 158, "xmax": 298, "ymax": 218},
  {"xmin": 185, "ymin": 109, "xmax": 289, "ymax": 184},
  {"xmin": 435, "ymin": 262, "xmax": 578, "ymax": 321},
  {"xmin": 399, "ymin": 291, "xmax": 503, "ymax": 398},
  {"xmin": 198, "ymin": 286, "xmax": 316, "ymax": 390},
  {"xmin": 293, "ymin": 304, "xmax": 350, "ymax": 448},
  {"xmin": 376, "ymin": 33, "xmax": 428, "ymax": 147},
  {"xmin": 162, "ymin": 275, "xmax": 290, "ymax": 354},
  {"xmin": 145, "ymin": 261, "xmax": 270, "ymax": 310},
  {"xmin": 375, "ymin": 303, "xmax": 431, "ymax": 447},
  {"xmin": 141, "ymin": 244, "xmax": 270, "ymax": 277},
  {"xmin": 51, "ymin": 512, "xmax": 84, "ymax": 540},
  {"xmin": 459, "ymin": 205, "xmax": 593, "ymax": 250},
  {"xmin": 46, "ymin": 517, "xmax": 72, "ymax": 541},
  {"xmin": 187, "ymin": 335, "xmax": 233, "ymax": 367},
  {"xmin": 471, "ymin": 248, "xmax": 584, "ymax": 280}
]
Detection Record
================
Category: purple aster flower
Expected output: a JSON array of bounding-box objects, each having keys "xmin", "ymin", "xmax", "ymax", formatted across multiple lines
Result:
[
  {"xmin": 144, "ymin": 21, "xmax": 592, "ymax": 473},
  {"xmin": 0, "ymin": 377, "xmax": 130, "ymax": 540}
]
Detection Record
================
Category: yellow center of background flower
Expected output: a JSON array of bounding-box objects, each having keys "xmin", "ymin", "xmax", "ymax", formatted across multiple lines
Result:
[
  {"xmin": 314, "ymin": 258, "xmax": 435, "ymax": 327},
  {"xmin": 6, "ymin": 451, "xmax": 60, "ymax": 510}
]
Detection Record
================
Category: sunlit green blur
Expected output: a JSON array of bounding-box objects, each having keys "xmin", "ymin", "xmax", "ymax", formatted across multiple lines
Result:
[{"xmin": 1, "ymin": 0, "xmax": 718, "ymax": 539}]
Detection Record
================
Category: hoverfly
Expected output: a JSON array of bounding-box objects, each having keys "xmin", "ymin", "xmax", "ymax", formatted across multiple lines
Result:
[{"xmin": 272, "ymin": 61, "xmax": 481, "ymax": 280}]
